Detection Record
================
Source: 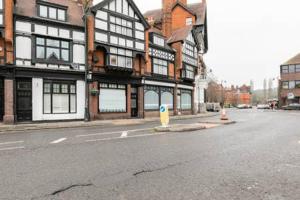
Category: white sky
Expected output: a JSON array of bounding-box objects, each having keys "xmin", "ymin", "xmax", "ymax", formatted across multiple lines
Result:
[{"xmin": 135, "ymin": 0, "xmax": 300, "ymax": 89}]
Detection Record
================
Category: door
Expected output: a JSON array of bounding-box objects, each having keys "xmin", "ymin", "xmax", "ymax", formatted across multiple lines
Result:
[
  {"xmin": 131, "ymin": 87, "xmax": 138, "ymax": 117},
  {"xmin": 0, "ymin": 78, "xmax": 3, "ymax": 121},
  {"xmin": 16, "ymin": 79, "xmax": 32, "ymax": 121}
]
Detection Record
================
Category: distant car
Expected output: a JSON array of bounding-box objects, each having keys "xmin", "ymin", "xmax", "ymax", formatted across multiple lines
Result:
[
  {"xmin": 237, "ymin": 104, "xmax": 252, "ymax": 109},
  {"xmin": 282, "ymin": 103, "xmax": 300, "ymax": 110},
  {"xmin": 257, "ymin": 104, "xmax": 270, "ymax": 109},
  {"xmin": 206, "ymin": 103, "xmax": 221, "ymax": 112}
]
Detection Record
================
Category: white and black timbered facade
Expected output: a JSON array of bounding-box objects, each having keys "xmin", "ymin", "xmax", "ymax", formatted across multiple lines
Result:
[
  {"xmin": 13, "ymin": 0, "xmax": 86, "ymax": 122},
  {"xmin": 88, "ymin": 0, "xmax": 149, "ymax": 120},
  {"xmin": 181, "ymin": 32, "xmax": 198, "ymax": 81}
]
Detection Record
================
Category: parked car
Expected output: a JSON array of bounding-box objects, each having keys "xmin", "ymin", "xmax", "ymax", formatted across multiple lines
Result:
[
  {"xmin": 237, "ymin": 104, "xmax": 252, "ymax": 109},
  {"xmin": 282, "ymin": 103, "xmax": 300, "ymax": 110},
  {"xmin": 257, "ymin": 104, "xmax": 270, "ymax": 109},
  {"xmin": 206, "ymin": 103, "xmax": 221, "ymax": 112}
]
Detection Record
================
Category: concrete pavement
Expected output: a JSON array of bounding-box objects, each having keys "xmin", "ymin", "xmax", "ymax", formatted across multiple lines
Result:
[
  {"xmin": 0, "ymin": 112, "xmax": 218, "ymax": 133},
  {"xmin": 0, "ymin": 109, "xmax": 299, "ymax": 200}
]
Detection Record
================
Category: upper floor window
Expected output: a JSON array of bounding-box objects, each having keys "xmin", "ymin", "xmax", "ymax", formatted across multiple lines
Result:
[
  {"xmin": 281, "ymin": 64, "xmax": 300, "ymax": 74},
  {"xmin": 110, "ymin": 15, "xmax": 133, "ymax": 37},
  {"xmin": 153, "ymin": 36, "xmax": 164, "ymax": 47},
  {"xmin": 135, "ymin": 22, "xmax": 145, "ymax": 40},
  {"xmin": 36, "ymin": 37, "xmax": 70, "ymax": 62},
  {"xmin": 186, "ymin": 18, "xmax": 193, "ymax": 26},
  {"xmin": 183, "ymin": 42, "xmax": 197, "ymax": 59},
  {"xmin": 38, "ymin": 4, "xmax": 67, "ymax": 22},
  {"xmin": 153, "ymin": 58, "xmax": 168, "ymax": 76},
  {"xmin": 109, "ymin": 47, "xmax": 133, "ymax": 69},
  {"xmin": 182, "ymin": 65, "xmax": 195, "ymax": 80},
  {"xmin": 0, "ymin": 0, "xmax": 3, "ymax": 25}
]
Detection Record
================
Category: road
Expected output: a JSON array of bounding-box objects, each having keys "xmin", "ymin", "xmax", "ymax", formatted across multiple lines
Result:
[{"xmin": 0, "ymin": 109, "xmax": 299, "ymax": 200}]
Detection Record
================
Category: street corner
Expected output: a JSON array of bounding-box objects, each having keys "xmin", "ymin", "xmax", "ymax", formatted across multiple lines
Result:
[{"xmin": 154, "ymin": 124, "xmax": 206, "ymax": 133}]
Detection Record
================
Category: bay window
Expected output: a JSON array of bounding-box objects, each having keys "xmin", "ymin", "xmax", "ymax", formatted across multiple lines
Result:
[
  {"xmin": 109, "ymin": 47, "xmax": 133, "ymax": 69},
  {"xmin": 153, "ymin": 58, "xmax": 168, "ymax": 76},
  {"xmin": 99, "ymin": 83, "xmax": 127, "ymax": 113},
  {"xmin": 182, "ymin": 65, "xmax": 195, "ymax": 79},
  {"xmin": 36, "ymin": 37, "xmax": 70, "ymax": 62},
  {"xmin": 43, "ymin": 81, "xmax": 76, "ymax": 114}
]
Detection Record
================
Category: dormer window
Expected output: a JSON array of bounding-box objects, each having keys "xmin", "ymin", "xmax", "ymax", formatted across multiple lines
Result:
[
  {"xmin": 153, "ymin": 35, "xmax": 165, "ymax": 47},
  {"xmin": 38, "ymin": 2, "xmax": 67, "ymax": 22}
]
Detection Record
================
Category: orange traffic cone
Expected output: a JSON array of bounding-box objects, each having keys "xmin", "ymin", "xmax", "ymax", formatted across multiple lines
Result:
[{"xmin": 221, "ymin": 108, "xmax": 229, "ymax": 120}]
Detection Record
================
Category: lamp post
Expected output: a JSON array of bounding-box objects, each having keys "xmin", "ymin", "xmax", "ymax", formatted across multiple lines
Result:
[
  {"xmin": 83, "ymin": 1, "xmax": 91, "ymax": 122},
  {"xmin": 221, "ymin": 80, "xmax": 227, "ymax": 108}
]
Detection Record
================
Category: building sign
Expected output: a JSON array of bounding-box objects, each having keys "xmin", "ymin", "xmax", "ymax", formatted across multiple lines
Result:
[{"xmin": 287, "ymin": 93, "xmax": 295, "ymax": 100}]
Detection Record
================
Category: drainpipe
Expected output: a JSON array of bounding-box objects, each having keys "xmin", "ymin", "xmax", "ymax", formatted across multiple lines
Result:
[{"xmin": 84, "ymin": 8, "xmax": 90, "ymax": 122}]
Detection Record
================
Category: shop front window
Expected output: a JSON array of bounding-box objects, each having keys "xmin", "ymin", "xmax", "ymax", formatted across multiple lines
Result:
[{"xmin": 43, "ymin": 81, "xmax": 76, "ymax": 114}]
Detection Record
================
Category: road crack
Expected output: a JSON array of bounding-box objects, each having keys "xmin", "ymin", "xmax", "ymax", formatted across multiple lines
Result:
[
  {"xmin": 51, "ymin": 183, "xmax": 94, "ymax": 196},
  {"xmin": 133, "ymin": 163, "xmax": 180, "ymax": 177}
]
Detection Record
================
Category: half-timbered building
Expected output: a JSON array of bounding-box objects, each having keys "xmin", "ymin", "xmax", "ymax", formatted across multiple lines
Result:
[
  {"xmin": 87, "ymin": 0, "xmax": 149, "ymax": 120},
  {"xmin": 13, "ymin": 0, "xmax": 86, "ymax": 122},
  {"xmin": 144, "ymin": 0, "xmax": 208, "ymax": 115}
]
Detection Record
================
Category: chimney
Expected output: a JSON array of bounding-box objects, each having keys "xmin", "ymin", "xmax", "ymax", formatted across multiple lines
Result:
[{"xmin": 162, "ymin": 0, "xmax": 174, "ymax": 37}]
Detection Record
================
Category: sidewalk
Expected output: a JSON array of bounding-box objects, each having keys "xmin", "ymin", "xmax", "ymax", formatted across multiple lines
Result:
[{"xmin": 0, "ymin": 112, "xmax": 218, "ymax": 133}]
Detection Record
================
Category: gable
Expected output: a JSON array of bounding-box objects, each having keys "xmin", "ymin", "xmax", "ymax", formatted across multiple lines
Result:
[{"xmin": 92, "ymin": 0, "xmax": 149, "ymax": 29}]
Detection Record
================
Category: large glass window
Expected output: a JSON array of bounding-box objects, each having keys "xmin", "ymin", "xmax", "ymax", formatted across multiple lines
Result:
[
  {"xmin": 153, "ymin": 58, "xmax": 168, "ymax": 76},
  {"xmin": 109, "ymin": 47, "xmax": 133, "ymax": 69},
  {"xmin": 38, "ymin": 4, "xmax": 66, "ymax": 21},
  {"xmin": 99, "ymin": 83, "xmax": 126, "ymax": 113},
  {"xmin": 181, "ymin": 90, "xmax": 192, "ymax": 110},
  {"xmin": 161, "ymin": 91, "xmax": 173, "ymax": 109},
  {"xmin": 43, "ymin": 81, "xmax": 76, "ymax": 114},
  {"xmin": 0, "ymin": 0, "xmax": 3, "ymax": 25},
  {"xmin": 145, "ymin": 90, "xmax": 159, "ymax": 110},
  {"xmin": 110, "ymin": 15, "xmax": 133, "ymax": 37},
  {"xmin": 289, "ymin": 81, "xmax": 295, "ymax": 89},
  {"xmin": 36, "ymin": 37, "xmax": 70, "ymax": 62},
  {"xmin": 144, "ymin": 86, "xmax": 174, "ymax": 110}
]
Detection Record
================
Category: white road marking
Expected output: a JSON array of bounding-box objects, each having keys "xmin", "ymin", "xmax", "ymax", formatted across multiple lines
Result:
[
  {"xmin": 50, "ymin": 138, "xmax": 67, "ymax": 144},
  {"xmin": 0, "ymin": 146, "xmax": 25, "ymax": 151},
  {"xmin": 298, "ymin": 140, "xmax": 300, "ymax": 144},
  {"xmin": 86, "ymin": 132, "xmax": 167, "ymax": 143},
  {"xmin": 76, "ymin": 128, "xmax": 153, "ymax": 138},
  {"xmin": 120, "ymin": 131, "xmax": 128, "ymax": 138},
  {"xmin": 0, "ymin": 141, "xmax": 24, "ymax": 146}
]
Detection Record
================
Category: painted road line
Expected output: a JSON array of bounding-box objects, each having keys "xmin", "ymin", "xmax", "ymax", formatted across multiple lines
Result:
[
  {"xmin": 0, "ymin": 141, "xmax": 24, "ymax": 146},
  {"xmin": 86, "ymin": 132, "xmax": 167, "ymax": 143},
  {"xmin": 0, "ymin": 146, "xmax": 25, "ymax": 151},
  {"xmin": 76, "ymin": 128, "xmax": 153, "ymax": 138},
  {"xmin": 50, "ymin": 138, "xmax": 67, "ymax": 144},
  {"xmin": 120, "ymin": 131, "xmax": 128, "ymax": 138},
  {"xmin": 298, "ymin": 140, "xmax": 300, "ymax": 144}
]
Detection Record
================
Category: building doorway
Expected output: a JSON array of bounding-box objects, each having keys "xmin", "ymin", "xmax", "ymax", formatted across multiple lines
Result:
[
  {"xmin": 16, "ymin": 79, "xmax": 32, "ymax": 121},
  {"xmin": 131, "ymin": 87, "xmax": 138, "ymax": 117},
  {"xmin": 0, "ymin": 78, "xmax": 3, "ymax": 121}
]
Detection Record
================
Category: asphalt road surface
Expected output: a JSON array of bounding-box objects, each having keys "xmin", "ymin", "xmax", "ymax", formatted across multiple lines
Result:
[{"xmin": 0, "ymin": 109, "xmax": 299, "ymax": 200}]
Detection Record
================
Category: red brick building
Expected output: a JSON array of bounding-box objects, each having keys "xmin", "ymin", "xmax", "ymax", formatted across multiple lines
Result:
[
  {"xmin": 0, "ymin": 0, "xmax": 208, "ymax": 123},
  {"xmin": 224, "ymin": 85, "xmax": 252, "ymax": 106},
  {"xmin": 279, "ymin": 53, "xmax": 300, "ymax": 106}
]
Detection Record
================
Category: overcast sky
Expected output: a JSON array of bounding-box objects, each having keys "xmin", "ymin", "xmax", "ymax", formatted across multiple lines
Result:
[{"xmin": 135, "ymin": 0, "xmax": 300, "ymax": 89}]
